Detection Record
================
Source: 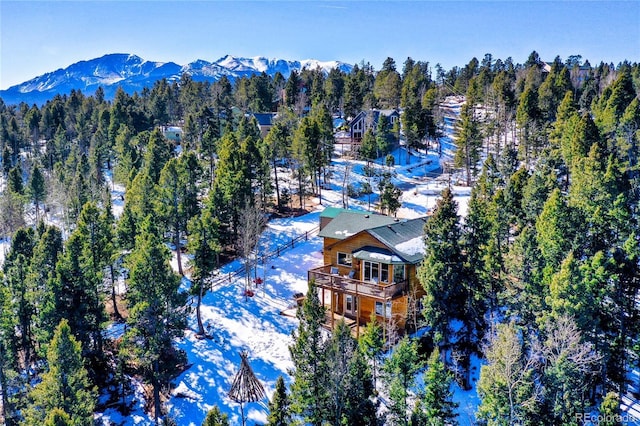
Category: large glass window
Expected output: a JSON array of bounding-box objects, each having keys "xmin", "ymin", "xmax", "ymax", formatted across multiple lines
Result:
[
  {"xmin": 393, "ymin": 265, "xmax": 405, "ymax": 283},
  {"xmin": 337, "ymin": 252, "xmax": 352, "ymax": 266},
  {"xmin": 375, "ymin": 301, "xmax": 392, "ymax": 318},
  {"xmin": 381, "ymin": 264, "xmax": 389, "ymax": 283},
  {"xmin": 363, "ymin": 261, "xmax": 389, "ymax": 283},
  {"xmin": 363, "ymin": 261, "xmax": 380, "ymax": 282}
]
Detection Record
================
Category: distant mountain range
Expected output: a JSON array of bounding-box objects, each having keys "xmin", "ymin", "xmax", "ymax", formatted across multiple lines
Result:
[{"xmin": 0, "ymin": 53, "xmax": 354, "ymax": 105}]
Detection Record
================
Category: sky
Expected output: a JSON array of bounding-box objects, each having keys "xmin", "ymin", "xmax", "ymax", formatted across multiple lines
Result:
[{"xmin": 1, "ymin": 0, "xmax": 639, "ymax": 90}]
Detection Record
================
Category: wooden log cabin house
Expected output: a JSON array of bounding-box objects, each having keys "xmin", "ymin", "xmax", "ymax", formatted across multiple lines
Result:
[{"xmin": 308, "ymin": 207, "xmax": 428, "ymax": 340}]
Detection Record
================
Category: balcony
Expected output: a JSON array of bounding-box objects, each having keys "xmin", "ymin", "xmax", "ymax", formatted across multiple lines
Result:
[{"xmin": 308, "ymin": 265, "xmax": 408, "ymax": 300}]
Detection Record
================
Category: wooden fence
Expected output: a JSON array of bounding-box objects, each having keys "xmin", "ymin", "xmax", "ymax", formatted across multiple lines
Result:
[{"xmin": 206, "ymin": 225, "xmax": 320, "ymax": 290}]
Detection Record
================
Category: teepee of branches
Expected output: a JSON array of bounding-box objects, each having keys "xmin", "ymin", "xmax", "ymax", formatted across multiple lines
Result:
[{"xmin": 228, "ymin": 351, "xmax": 266, "ymax": 426}]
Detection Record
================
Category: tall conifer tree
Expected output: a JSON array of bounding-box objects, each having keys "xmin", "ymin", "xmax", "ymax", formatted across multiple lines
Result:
[
  {"xmin": 123, "ymin": 217, "xmax": 186, "ymax": 422},
  {"xmin": 24, "ymin": 320, "xmax": 96, "ymax": 426},
  {"xmin": 289, "ymin": 280, "xmax": 329, "ymax": 426},
  {"xmin": 418, "ymin": 188, "xmax": 466, "ymax": 348}
]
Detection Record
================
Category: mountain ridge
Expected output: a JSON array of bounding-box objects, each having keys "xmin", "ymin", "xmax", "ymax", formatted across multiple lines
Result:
[{"xmin": 1, "ymin": 53, "xmax": 353, "ymax": 105}]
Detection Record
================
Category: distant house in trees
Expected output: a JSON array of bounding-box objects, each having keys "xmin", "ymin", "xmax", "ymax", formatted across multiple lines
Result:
[
  {"xmin": 160, "ymin": 126, "xmax": 183, "ymax": 143},
  {"xmin": 308, "ymin": 209, "xmax": 427, "ymax": 341},
  {"xmin": 251, "ymin": 113, "xmax": 277, "ymax": 137},
  {"xmin": 543, "ymin": 61, "xmax": 591, "ymax": 86},
  {"xmin": 349, "ymin": 109, "xmax": 400, "ymax": 143}
]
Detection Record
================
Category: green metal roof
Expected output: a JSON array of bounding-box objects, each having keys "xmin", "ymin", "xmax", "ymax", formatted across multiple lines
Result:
[
  {"xmin": 318, "ymin": 211, "xmax": 396, "ymax": 239},
  {"xmin": 319, "ymin": 210, "xmax": 429, "ymax": 264},
  {"xmin": 367, "ymin": 217, "xmax": 428, "ymax": 264},
  {"xmin": 320, "ymin": 207, "xmax": 370, "ymax": 220}
]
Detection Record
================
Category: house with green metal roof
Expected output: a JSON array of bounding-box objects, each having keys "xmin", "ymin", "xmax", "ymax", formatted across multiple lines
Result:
[{"xmin": 309, "ymin": 209, "xmax": 428, "ymax": 340}]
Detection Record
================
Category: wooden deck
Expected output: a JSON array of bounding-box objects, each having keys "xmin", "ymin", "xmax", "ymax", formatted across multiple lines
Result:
[
  {"xmin": 309, "ymin": 265, "xmax": 408, "ymax": 300},
  {"xmin": 323, "ymin": 311, "xmax": 365, "ymax": 338},
  {"xmin": 280, "ymin": 299, "xmax": 365, "ymax": 338}
]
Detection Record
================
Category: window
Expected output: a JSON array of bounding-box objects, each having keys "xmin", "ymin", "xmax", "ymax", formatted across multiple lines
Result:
[
  {"xmin": 381, "ymin": 264, "xmax": 389, "ymax": 283},
  {"xmin": 345, "ymin": 295, "xmax": 358, "ymax": 315},
  {"xmin": 393, "ymin": 265, "xmax": 405, "ymax": 283},
  {"xmin": 337, "ymin": 252, "xmax": 352, "ymax": 266},
  {"xmin": 375, "ymin": 301, "xmax": 392, "ymax": 318},
  {"xmin": 363, "ymin": 261, "xmax": 389, "ymax": 283},
  {"xmin": 363, "ymin": 261, "xmax": 379, "ymax": 282}
]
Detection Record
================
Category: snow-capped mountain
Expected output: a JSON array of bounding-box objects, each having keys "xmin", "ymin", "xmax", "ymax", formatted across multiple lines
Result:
[{"xmin": 0, "ymin": 53, "xmax": 353, "ymax": 105}]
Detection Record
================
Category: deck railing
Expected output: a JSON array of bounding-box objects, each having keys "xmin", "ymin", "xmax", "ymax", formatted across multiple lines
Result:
[{"xmin": 308, "ymin": 265, "xmax": 408, "ymax": 300}]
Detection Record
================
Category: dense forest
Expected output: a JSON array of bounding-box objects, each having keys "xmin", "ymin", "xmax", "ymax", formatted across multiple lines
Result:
[{"xmin": 0, "ymin": 51, "xmax": 639, "ymax": 425}]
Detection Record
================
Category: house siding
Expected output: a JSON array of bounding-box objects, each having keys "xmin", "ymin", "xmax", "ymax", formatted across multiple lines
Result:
[{"xmin": 317, "ymin": 232, "xmax": 425, "ymax": 334}]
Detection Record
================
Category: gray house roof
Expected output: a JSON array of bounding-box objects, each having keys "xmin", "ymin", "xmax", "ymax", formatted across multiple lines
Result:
[
  {"xmin": 367, "ymin": 217, "xmax": 428, "ymax": 264},
  {"xmin": 251, "ymin": 113, "xmax": 277, "ymax": 127},
  {"xmin": 350, "ymin": 109, "xmax": 400, "ymax": 129},
  {"xmin": 319, "ymin": 211, "xmax": 428, "ymax": 264},
  {"xmin": 318, "ymin": 211, "xmax": 396, "ymax": 239}
]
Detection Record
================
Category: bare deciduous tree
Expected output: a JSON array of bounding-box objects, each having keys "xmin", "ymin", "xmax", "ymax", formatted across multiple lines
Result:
[
  {"xmin": 236, "ymin": 198, "xmax": 266, "ymax": 300},
  {"xmin": 0, "ymin": 190, "xmax": 25, "ymax": 239},
  {"xmin": 477, "ymin": 321, "xmax": 541, "ymax": 424}
]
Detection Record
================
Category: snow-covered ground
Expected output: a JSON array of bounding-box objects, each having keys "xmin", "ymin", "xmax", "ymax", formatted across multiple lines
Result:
[
  {"xmin": 98, "ymin": 212, "xmax": 324, "ymax": 425},
  {"xmin": 93, "ymin": 100, "xmax": 482, "ymax": 425},
  {"xmin": 0, "ymin": 237, "xmax": 9, "ymax": 267},
  {"xmin": 7, "ymin": 97, "xmax": 636, "ymax": 425}
]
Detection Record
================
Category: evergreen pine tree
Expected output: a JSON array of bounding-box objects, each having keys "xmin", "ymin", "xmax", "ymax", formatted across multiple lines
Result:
[
  {"xmin": 2, "ymin": 146, "xmax": 13, "ymax": 176},
  {"xmin": 24, "ymin": 320, "xmax": 96, "ymax": 426},
  {"xmin": 418, "ymin": 187, "xmax": 466, "ymax": 348},
  {"xmin": 75, "ymin": 202, "xmax": 111, "ymax": 355},
  {"xmin": 43, "ymin": 233, "xmax": 96, "ymax": 355},
  {"xmin": 0, "ymin": 273, "xmax": 18, "ymax": 424},
  {"xmin": 267, "ymin": 376, "xmax": 291, "ymax": 426},
  {"xmin": 124, "ymin": 169, "xmax": 157, "ymax": 227},
  {"xmin": 382, "ymin": 335, "xmax": 422, "ymax": 426},
  {"xmin": 376, "ymin": 113, "xmax": 394, "ymax": 155},
  {"xmin": 515, "ymin": 85, "xmax": 541, "ymax": 166},
  {"xmin": 326, "ymin": 320, "xmax": 358, "ymax": 425},
  {"xmin": 412, "ymin": 349, "xmax": 458, "ymax": 426},
  {"xmin": 123, "ymin": 217, "xmax": 186, "ymax": 422},
  {"xmin": 4, "ymin": 228, "xmax": 37, "ymax": 369},
  {"xmin": 359, "ymin": 128, "xmax": 378, "ymax": 162},
  {"xmin": 187, "ymin": 207, "xmax": 220, "ymax": 337},
  {"xmin": 8, "ymin": 165, "xmax": 23, "ymax": 195},
  {"xmin": 116, "ymin": 202, "xmax": 138, "ymax": 251},
  {"xmin": 374, "ymin": 57, "xmax": 402, "ymax": 108},
  {"xmin": 598, "ymin": 392, "xmax": 620, "ymax": 426},
  {"xmin": 535, "ymin": 188, "xmax": 574, "ymax": 271},
  {"xmin": 454, "ymin": 99, "xmax": 482, "ymax": 186},
  {"xmin": 142, "ymin": 129, "xmax": 173, "ymax": 184},
  {"xmin": 341, "ymin": 344, "xmax": 378, "ymax": 426},
  {"xmin": 157, "ymin": 158, "xmax": 188, "ymax": 275},
  {"xmin": 212, "ymin": 131, "xmax": 249, "ymax": 242},
  {"xmin": 401, "ymin": 59, "xmax": 432, "ymax": 156},
  {"xmin": 289, "ymin": 280, "xmax": 329, "ymax": 426},
  {"xmin": 378, "ymin": 173, "xmax": 402, "ymax": 217},
  {"xmin": 43, "ymin": 408, "xmax": 73, "ymax": 426},
  {"xmin": 201, "ymin": 406, "xmax": 230, "ymax": 426},
  {"xmin": 359, "ymin": 312, "xmax": 384, "ymax": 385},
  {"xmin": 28, "ymin": 163, "xmax": 46, "ymax": 221},
  {"xmin": 113, "ymin": 124, "xmax": 138, "ymax": 186},
  {"xmin": 27, "ymin": 224, "xmax": 63, "ymax": 355}
]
